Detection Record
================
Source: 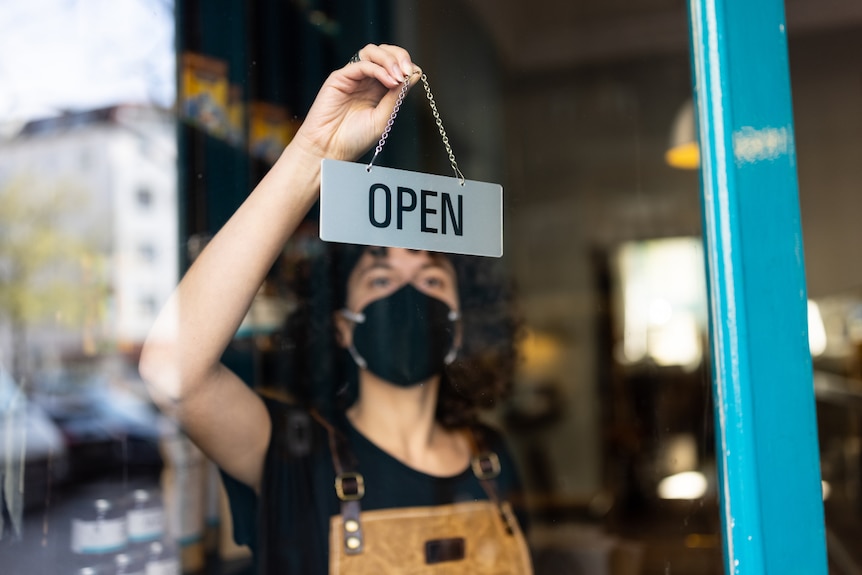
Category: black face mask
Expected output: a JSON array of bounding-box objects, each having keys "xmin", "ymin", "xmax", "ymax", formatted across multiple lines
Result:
[{"xmin": 341, "ymin": 284, "xmax": 459, "ymax": 387}]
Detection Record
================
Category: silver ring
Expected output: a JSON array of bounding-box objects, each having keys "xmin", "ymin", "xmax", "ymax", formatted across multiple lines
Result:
[{"xmin": 348, "ymin": 52, "xmax": 361, "ymax": 64}]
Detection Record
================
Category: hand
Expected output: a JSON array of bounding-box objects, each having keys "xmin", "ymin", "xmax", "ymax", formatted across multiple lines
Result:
[{"xmin": 292, "ymin": 44, "xmax": 420, "ymax": 163}]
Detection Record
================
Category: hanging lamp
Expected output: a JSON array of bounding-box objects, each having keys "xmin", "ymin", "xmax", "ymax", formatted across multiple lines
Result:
[{"xmin": 665, "ymin": 99, "xmax": 700, "ymax": 169}]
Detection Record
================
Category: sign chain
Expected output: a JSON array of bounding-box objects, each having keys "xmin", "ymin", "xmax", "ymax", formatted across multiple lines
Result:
[{"xmin": 367, "ymin": 73, "xmax": 466, "ymax": 186}]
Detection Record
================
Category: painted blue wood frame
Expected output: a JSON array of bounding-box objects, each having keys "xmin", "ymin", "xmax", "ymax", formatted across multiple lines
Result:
[{"xmin": 686, "ymin": 0, "xmax": 828, "ymax": 573}]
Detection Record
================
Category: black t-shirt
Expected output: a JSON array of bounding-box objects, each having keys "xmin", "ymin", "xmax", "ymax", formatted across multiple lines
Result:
[{"xmin": 221, "ymin": 398, "xmax": 526, "ymax": 574}]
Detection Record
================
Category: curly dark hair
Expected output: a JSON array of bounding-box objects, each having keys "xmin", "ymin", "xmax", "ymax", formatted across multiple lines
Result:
[{"xmin": 274, "ymin": 241, "xmax": 522, "ymax": 429}]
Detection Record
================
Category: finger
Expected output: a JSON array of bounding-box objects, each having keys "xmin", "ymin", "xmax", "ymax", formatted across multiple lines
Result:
[
  {"xmin": 377, "ymin": 44, "xmax": 418, "ymax": 79},
  {"xmin": 341, "ymin": 59, "xmax": 403, "ymax": 90},
  {"xmin": 357, "ymin": 43, "xmax": 417, "ymax": 83}
]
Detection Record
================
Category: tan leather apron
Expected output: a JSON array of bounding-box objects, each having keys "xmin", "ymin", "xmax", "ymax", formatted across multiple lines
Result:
[{"xmin": 313, "ymin": 412, "xmax": 534, "ymax": 574}]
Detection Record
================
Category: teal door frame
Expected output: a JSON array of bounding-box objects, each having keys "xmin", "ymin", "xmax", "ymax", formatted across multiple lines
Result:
[{"xmin": 687, "ymin": 0, "xmax": 828, "ymax": 573}]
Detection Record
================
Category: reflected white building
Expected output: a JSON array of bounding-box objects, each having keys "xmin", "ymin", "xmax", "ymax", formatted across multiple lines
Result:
[{"xmin": 0, "ymin": 106, "xmax": 177, "ymax": 368}]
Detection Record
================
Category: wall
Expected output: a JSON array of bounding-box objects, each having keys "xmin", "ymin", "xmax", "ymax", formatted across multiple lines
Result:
[{"xmin": 792, "ymin": 28, "xmax": 862, "ymax": 297}]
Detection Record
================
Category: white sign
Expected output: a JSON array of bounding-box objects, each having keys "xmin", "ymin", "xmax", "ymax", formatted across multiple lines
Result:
[{"xmin": 320, "ymin": 160, "xmax": 503, "ymax": 257}]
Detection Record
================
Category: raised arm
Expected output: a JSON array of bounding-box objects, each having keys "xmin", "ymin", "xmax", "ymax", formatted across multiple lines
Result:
[{"xmin": 139, "ymin": 45, "xmax": 420, "ymax": 491}]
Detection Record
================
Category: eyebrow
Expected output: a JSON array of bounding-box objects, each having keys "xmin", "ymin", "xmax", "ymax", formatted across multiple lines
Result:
[
  {"xmin": 354, "ymin": 260, "xmax": 392, "ymax": 278},
  {"xmin": 354, "ymin": 259, "xmax": 453, "ymax": 280}
]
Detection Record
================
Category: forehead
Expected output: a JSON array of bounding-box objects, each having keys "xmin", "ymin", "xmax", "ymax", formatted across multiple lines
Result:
[{"xmin": 350, "ymin": 247, "xmax": 455, "ymax": 277}]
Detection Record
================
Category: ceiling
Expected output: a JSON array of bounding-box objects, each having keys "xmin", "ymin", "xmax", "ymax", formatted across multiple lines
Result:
[{"xmin": 463, "ymin": 0, "xmax": 862, "ymax": 73}]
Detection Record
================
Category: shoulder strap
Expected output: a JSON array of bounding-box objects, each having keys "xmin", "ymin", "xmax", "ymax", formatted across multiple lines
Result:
[
  {"xmin": 467, "ymin": 426, "xmax": 518, "ymax": 535},
  {"xmin": 309, "ymin": 409, "xmax": 365, "ymax": 555}
]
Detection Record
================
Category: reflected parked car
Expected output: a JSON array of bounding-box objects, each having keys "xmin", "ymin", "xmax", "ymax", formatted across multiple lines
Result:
[
  {"xmin": 0, "ymin": 366, "xmax": 69, "ymax": 511},
  {"xmin": 30, "ymin": 370, "xmax": 164, "ymax": 481}
]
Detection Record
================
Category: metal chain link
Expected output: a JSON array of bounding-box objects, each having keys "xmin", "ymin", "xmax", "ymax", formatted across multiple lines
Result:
[
  {"xmin": 420, "ymin": 73, "xmax": 465, "ymax": 185},
  {"xmin": 367, "ymin": 78, "xmax": 410, "ymax": 171},
  {"xmin": 367, "ymin": 73, "xmax": 466, "ymax": 185}
]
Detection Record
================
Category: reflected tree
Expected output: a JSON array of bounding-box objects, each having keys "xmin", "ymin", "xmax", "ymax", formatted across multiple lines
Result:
[{"xmin": 0, "ymin": 176, "xmax": 108, "ymax": 383}]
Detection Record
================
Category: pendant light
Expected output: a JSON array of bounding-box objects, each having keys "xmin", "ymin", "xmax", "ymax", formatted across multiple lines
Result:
[{"xmin": 665, "ymin": 99, "xmax": 700, "ymax": 169}]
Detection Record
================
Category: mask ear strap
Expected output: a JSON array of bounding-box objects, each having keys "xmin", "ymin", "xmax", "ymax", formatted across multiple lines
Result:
[
  {"xmin": 339, "ymin": 309, "xmax": 365, "ymax": 323},
  {"xmin": 445, "ymin": 309, "xmax": 461, "ymax": 365},
  {"xmin": 347, "ymin": 344, "xmax": 368, "ymax": 369},
  {"xmin": 339, "ymin": 309, "xmax": 369, "ymax": 369},
  {"xmin": 444, "ymin": 346, "xmax": 459, "ymax": 365}
]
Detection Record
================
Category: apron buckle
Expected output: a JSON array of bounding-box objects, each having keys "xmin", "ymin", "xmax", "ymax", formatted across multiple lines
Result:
[
  {"xmin": 471, "ymin": 452, "xmax": 501, "ymax": 480},
  {"xmin": 335, "ymin": 471, "xmax": 366, "ymax": 501}
]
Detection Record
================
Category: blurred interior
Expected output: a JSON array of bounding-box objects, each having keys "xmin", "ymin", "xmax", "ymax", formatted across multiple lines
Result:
[{"xmin": 1, "ymin": 1, "xmax": 861, "ymax": 574}]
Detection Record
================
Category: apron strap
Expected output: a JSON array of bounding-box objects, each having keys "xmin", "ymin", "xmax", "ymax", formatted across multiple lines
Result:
[
  {"xmin": 467, "ymin": 427, "xmax": 518, "ymax": 535},
  {"xmin": 310, "ymin": 409, "xmax": 366, "ymax": 555}
]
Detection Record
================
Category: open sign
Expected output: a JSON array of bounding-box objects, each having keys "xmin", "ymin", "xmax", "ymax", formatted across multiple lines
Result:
[{"xmin": 320, "ymin": 160, "xmax": 503, "ymax": 257}]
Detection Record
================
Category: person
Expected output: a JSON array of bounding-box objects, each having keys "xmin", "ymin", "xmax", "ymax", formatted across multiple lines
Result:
[{"xmin": 139, "ymin": 44, "xmax": 531, "ymax": 574}]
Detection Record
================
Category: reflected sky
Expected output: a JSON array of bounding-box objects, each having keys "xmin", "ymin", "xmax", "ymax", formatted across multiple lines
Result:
[{"xmin": 0, "ymin": 0, "xmax": 175, "ymax": 127}]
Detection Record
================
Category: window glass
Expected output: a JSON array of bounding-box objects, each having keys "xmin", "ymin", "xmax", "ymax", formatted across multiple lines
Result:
[{"xmin": 2, "ymin": 1, "xmax": 859, "ymax": 574}]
